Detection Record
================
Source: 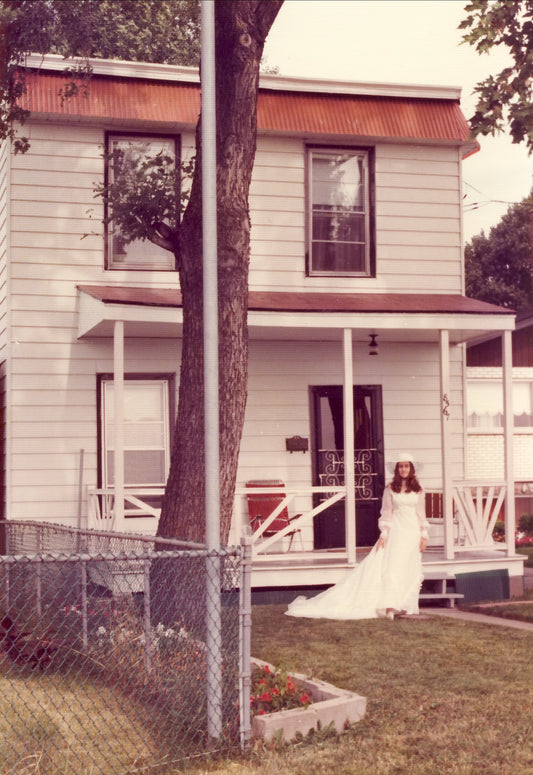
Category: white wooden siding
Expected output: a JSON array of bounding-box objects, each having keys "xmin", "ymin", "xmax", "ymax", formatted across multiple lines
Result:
[
  {"xmin": 3, "ymin": 118, "xmax": 467, "ymax": 526},
  {"xmin": 249, "ymin": 138, "xmax": 463, "ymax": 294}
]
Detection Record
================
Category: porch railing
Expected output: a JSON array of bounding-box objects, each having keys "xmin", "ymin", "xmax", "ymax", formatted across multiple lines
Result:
[
  {"xmin": 87, "ymin": 480, "xmax": 513, "ymax": 557},
  {"xmin": 452, "ymin": 481, "xmax": 509, "ymax": 552},
  {"xmin": 87, "ymin": 487, "xmax": 163, "ymax": 531},
  {"xmin": 233, "ymin": 485, "xmax": 347, "ymax": 556}
]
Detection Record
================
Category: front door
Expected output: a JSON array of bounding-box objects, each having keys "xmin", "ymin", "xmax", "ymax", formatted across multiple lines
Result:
[{"xmin": 311, "ymin": 385, "xmax": 385, "ymax": 548}]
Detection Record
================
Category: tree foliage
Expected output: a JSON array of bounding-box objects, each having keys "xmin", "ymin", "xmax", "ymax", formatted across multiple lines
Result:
[
  {"xmin": 0, "ymin": 0, "xmax": 200, "ymax": 151},
  {"xmin": 460, "ymin": 0, "xmax": 533, "ymax": 151},
  {"xmin": 465, "ymin": 192, "xmax": 533, "ymax": 310}
]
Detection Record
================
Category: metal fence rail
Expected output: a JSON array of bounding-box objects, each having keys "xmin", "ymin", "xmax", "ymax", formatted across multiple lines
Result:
[{"xmin": 0, "ymin": 521, "xmax": 245, "ymax": 774}]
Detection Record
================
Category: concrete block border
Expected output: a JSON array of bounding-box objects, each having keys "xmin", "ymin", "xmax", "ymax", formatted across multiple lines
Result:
[{"xmin": 251, "ymin": 658, "xmax": 367, "ymax": 742}]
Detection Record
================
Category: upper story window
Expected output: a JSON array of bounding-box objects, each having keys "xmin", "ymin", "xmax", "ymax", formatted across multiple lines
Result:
[
  {"xmin": 307, "ymin": 147, "xmax": 374, "ymax": 277},
  {"xmin": 467, "ymin": 380, "xmax": 533, "ymax": 429},
  {"xmin": 106, "ymin": 134, "xmax": 179, "ymax": 271}
]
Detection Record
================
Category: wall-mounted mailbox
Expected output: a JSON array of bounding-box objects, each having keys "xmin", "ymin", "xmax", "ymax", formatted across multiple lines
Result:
[{"xmin": 285, "ymin": 435, "xmax": 309, "ymax": 453}]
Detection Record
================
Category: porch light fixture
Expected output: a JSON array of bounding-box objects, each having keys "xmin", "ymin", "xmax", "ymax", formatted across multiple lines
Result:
[{"xmin": 368, "ymin": 333, "xmax": 378, "ymax": 356}]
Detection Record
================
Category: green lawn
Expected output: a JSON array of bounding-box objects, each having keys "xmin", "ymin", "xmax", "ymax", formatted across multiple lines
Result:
[{"xmin": 192, "ymin": 604, "xmax": 533, "ymax": 775}]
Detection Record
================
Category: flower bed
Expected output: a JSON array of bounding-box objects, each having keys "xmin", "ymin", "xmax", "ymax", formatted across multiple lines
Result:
[{"xmin": 250, "ymin": 658, "xmax": 366, "ymax": 742}]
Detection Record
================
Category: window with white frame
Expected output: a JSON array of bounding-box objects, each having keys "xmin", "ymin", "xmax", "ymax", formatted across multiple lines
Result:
[
  {"xmin": 106, "ymin": 134, "xmax": 178, "ymax": 270},
  {"xmin": 467, "ymin": 380, "xmax": 533, "ymax": 429},
  {"xmin": 100, "ymin": 378, "xmax": 172, "ymax": 494},
  {"xmin": 307, "ymin": 147, "xmax": 373, "ymax": 276}
]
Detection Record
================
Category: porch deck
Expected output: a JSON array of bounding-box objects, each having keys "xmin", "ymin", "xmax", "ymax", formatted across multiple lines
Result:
[{"xmin": 250, "ymin": 546, "xmax": 526, "ymax": 591}]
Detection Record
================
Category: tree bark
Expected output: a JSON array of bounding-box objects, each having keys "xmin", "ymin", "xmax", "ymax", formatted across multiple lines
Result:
[{"xmin": 157, "ymin": 1, "xmax": 283, "ymax": 544}]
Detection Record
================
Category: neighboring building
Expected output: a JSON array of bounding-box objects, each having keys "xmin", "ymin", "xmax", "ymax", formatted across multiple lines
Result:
[
  {"xmin": 467, "ymin": 308, "xmax": 533, "ymax": 522},
  {"xmin": 0, "ymin": 55, "xmax": 523, "ymax": 594}
]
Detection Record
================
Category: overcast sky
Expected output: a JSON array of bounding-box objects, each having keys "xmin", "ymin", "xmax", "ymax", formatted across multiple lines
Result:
[{"xmin": 263, "ymin": 0, "xmax": 532, "ymax": 242}]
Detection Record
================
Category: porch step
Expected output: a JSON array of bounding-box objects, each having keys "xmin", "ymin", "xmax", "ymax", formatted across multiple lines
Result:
[
  {"xmin": 420, "ymin": 572, "xmax": 463, "ymax": 608},
  {"xmin": 419, "ymin": 592, "xmax": 464, "ymax": 608}
]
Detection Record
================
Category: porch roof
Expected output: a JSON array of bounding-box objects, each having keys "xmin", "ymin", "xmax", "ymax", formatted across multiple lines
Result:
[{"xmin": 77, "ymin": 285, "xmax": 515, "ymax": 344}]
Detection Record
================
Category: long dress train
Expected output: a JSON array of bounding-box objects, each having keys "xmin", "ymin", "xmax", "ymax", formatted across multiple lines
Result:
[{"xmin": 285, "ymin": 488, "xmax": 428, "ymax": 620}]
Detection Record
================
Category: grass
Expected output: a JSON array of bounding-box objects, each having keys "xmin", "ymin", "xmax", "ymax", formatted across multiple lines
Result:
[
  {"xmin": 188, "ymin": 604, "xmax": 533, "ymax": 775},
  {"xmin": 0, "ymin": 667, "xmax": 159, "ymax": 774},
  {"xmin": 462, "ymin": 587, "xmax": 533, "ymax": 624}
]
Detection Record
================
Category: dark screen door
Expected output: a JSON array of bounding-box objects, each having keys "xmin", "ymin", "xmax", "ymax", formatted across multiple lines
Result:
[{"xmin": 311, "ymin": 385, "xmax": 384, "ymax": 548}]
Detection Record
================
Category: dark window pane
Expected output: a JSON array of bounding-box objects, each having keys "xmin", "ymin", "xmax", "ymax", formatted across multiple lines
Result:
[
  {"xmin": 313, "ymin": 212, "xmax": 366, "ymax": 243},
  {"xmin": 312, "ymin": 242, "xmax": 366, "ymax": 273}
]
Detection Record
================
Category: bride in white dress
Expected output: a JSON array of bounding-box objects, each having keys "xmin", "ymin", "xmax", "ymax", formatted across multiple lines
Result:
[{"xmin": 286, "ymin": 454, "xmax": 429, "ymax": 621}]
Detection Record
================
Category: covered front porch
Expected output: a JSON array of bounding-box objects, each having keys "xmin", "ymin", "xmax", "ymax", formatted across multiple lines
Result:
[{"xmin": 79, "ymin": 285, "xmax": 522, "ymax": 594}]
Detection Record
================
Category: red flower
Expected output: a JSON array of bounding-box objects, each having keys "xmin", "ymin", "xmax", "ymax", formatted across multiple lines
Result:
[
  {"xmin": 260, "ymin": 692, "xmax": 272, "ymax": 703},
  {"xmin": 300, "ymin": 693, "xmax": 310, "ymax": 706}
]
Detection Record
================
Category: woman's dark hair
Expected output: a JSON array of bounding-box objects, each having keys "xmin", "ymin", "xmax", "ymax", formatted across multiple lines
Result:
[{"xmin": 390, "ymin": 462, "xmax": 422, "ymax": 493}]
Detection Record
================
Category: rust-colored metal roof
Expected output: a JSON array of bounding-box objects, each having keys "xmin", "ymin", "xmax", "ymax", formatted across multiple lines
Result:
[
  {"xmin": 22, "ymin": 70, "xmax": 472, "ymax": 144},
  {"xmin": 78, "ymin": 285, "xmax": 512, "ymax": 316}
]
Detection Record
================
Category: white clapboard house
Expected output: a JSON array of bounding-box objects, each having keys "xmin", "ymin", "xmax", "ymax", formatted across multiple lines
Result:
[{"xmin": 0, "ymin": 55, "xmax": 524, "ymax": 597}]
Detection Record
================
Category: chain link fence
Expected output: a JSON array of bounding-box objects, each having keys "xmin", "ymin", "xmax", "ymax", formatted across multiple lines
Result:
[{"xmin": 0, "ymin": 521, "xmax": 248, "ymax": 774}]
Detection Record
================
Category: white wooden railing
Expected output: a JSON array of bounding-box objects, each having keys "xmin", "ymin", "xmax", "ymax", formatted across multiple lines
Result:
[
  {"xmin": 233, "ymin": 485, "xmax": 347, "ymax": 556},
  {"xmin": 86, "ymin": 481, "xmax": 512, "ymax": 557},
  {"xmin": 87, "ymin": 487, "xmax": 163, "ymax": 531},
  {"xmin": 452, "ymin": 481, "xmax": 508, "ymax": 551}
]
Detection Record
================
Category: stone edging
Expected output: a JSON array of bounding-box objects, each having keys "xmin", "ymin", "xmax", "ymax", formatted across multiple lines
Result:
[{"xmin": 251, "ymin": 658, "xmax": 366, "ymax": 742}]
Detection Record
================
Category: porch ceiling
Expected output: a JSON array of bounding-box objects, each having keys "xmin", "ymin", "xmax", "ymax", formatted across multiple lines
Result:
[{"xmin": 77, "ymin": 285, "xmax": 515, "ymax": 344}]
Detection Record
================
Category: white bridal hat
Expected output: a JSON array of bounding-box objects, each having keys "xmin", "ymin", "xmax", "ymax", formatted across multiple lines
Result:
[
  {"xmin": 396, "ymin": 452, "xmax": 414, "ymax": 464},
  {"xmin": 386, "ymin": 452, "xmax": 422, "ymax": 473}
]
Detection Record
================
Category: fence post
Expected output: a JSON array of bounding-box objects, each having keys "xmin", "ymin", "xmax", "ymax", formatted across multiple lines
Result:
[
  {"xmin": 81, "ymin": 557, "xmax": 88, "ymax": 650},
  {"xmin": 143, "ymin": 558, "xmax": 152, "ymax": 672},
  {"xmin": 239, "ymin": 535, "xmax": 253, "ymax": 750}
]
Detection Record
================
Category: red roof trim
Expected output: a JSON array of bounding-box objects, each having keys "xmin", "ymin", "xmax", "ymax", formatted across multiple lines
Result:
[
  {"xmin": 78, "ymin": 286, "xmax": 513, "ymax": 316},
  {"xmin": 23, "ymin": 71, "xmax": 472, "ymax": 144}
]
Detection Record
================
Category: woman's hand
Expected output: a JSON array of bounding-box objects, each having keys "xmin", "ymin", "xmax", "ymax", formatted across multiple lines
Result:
[
  {"xmin": 419, "ymin": 536, "xmax": 427, "ymax": 552},
  {"xmin": 376, "ymin": 535, "xmax": 386, "ymax": 550}
]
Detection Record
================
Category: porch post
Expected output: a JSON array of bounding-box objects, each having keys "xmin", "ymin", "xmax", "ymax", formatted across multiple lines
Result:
[
  {"xmin": 343, "ymin": 328, "xmax": 356, "ymax": 564},
  {"xmin": 439, "ymin": 330, "xmax": 453, "ymax": 560},
  {"xmin": 502, "ymin": 330, "xmax": 515, "ymax": 556},
  {"xmin": 113, "ymin": 320, "xmax": 125, "ymax": 524}
]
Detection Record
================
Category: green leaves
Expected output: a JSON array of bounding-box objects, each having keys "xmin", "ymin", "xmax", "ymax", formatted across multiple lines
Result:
[
  {"xmin": 461, "ymin": 0, "xmax": 533, "ymax": 152},
  {"xmin": 465, "ymin": 191, "xmax": 533, "ymax": 310}
]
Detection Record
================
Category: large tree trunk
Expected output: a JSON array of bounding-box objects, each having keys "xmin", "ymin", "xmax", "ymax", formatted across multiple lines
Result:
[{"xmin": 157, "ymin": 1, "xmax": 283, "ymax": 545}]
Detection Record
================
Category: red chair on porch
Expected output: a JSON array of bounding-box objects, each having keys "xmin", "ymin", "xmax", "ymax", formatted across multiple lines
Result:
[{"xmin": 246, "ymin": 480, "xmax": 303, "ymax": 551}]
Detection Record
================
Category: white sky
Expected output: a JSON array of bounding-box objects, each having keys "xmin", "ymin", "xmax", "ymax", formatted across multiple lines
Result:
[{"xmin": 263, "ymin": 0, "xmax": 533, "ymax": 242}]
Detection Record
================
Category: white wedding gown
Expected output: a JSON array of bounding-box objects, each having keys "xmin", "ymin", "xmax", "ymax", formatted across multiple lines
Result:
[{"xmin": 286, "ymin": 488, "xmax": 428, "ymax": 620}]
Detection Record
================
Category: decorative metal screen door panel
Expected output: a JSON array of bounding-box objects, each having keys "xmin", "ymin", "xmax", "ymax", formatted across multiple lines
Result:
[{"xmin": 311, "ymin": 385, "xmax": 385, "ymax": 548}]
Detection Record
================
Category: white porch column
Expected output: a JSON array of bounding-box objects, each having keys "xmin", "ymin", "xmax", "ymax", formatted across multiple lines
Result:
[
  {"xmin": 343, "ymin": 328, "xmax": 356, "ymax": 564},
  {"xmin": 502, "ymin": 329, "xmax": 515, "ymax": 556},
  {"xmin": 439, "ymin": 330, "xmax": 454, "ymax": 560},
  {"xmin": 113, "ymin": 320, "xmax": 125, "ymax": 525}
]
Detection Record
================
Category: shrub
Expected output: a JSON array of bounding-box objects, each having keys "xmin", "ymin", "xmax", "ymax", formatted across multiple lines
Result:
[{"xmin": 518, "ymin": 514, "xmax": 533, "ymax": 535}]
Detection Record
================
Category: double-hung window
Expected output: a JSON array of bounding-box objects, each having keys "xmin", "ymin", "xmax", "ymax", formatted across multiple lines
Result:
[
  {"xmin": 307, "ymin": 147, "xmax": 373, "ymax": 276},
  {"xmin": 100, "ymin": 377, "xmax": 173, "ymax": 505},
  {"xmin": 467, "ymin": 380, "xmax": 533, "ymax": 429},
  {"xmin": 106, "ymin": 134, "xmax": 178, "ymax": 270}
]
